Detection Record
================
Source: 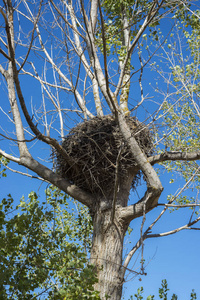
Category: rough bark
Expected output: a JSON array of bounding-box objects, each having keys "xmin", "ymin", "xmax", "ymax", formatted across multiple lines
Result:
[
  {"xmin": 89, "ymin": 172, "xmax": 135, "ymax": 299},
  {"xmin": 90, "ymin": 207, "xmax": 128, "ymax": 300}
]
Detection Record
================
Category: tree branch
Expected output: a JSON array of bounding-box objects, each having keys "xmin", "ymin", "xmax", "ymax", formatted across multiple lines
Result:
[
  {"xmin": 0, "ymin": 3, "xmax": 94, "ymax": 207},
  {"xmin": 121, "ymin": 165, "xmax": 200, "ymax": 223},
  {"xmin": 98, "ymin": 0, "xmax": 118, "ymax": 115},
  {"xmin": 19, "ymin": 155, "xmax": 94, "ymax": 207},
  {"xmin": 3, "ymin": 9, "xmax": 77, "ymax": 167},
  {"xmin": 50, "ymin": 0, "xmax": 103, "ymax": 116},
  {"xmin": 80, "ymin": 0, "xmax": 116, "ymax": 113},
  {"xmin": 23, "ymin": 0, "xmax": 93, "ymax": 118},
  {"xmin": 49, "ymin": 0, "xmax": 86, "ymax": 40},
  {"xmin": 0, "ymin": 149, "xmax": 20, "ymax": 164},
  {"xmin": 158, "ymin": 203, "xmax": 200, "ymax": 208},
  {"xmin": 121, "ymin": 168, "xmax": 200, "ymax": 277},
  {"xmin": 0, "ymin": 46, "xmax": 11, "ymax": 60},
  {"xmin": 18, "ymin": 1, "xmax": 42, "ymax": 72},
  {"xmin": 120, "ymin": 191, "xmax": 158, "ymax": 222},
  {"xmin": 121, "ymin": 215, "xmax": 200, "ymax": 280},
  {"xmin": 149, "ymin": 151, "xmax": 200, "ymax": 165},
  {"xmin": 118, "ymin": 113, "xmax": 163, "ymax": 220},
  {"xmin": 115, "ymin": 0, "xmax": 165, "ymax": 97},
  {"xmin": 147, "ymin": 217, "xmax": 200, "ymax": 238},
  {"xmin": 0, "ymin": 147, "xmax": 94, "ymax": 207},
  {"xmin": 90, "ymin": 0, "xmax": 98, "ymax": 33}
]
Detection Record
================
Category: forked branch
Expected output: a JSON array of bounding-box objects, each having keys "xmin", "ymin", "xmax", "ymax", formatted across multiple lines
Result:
[{"xmin": 121, "ymin": 214, "xmax": 200, "ymax": 280}]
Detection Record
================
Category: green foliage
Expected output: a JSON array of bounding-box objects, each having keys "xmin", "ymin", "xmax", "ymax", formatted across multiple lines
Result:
[
  {"xmin": 191, "ymin": 290, "xmax": 197, "ymax": 300},
  {"xmin": 0, "ymin": 186, "xmax": 99, "ymax": 299},
  {"xmin": 134, "ymin": 287, "xmax": 145, "ymax": 300},
  {"xmin": 159, "ymin": 279, "xmax": 169, "ymax": 299},
  {"xmin": 96, "ymin": 0, "xmax": 160, "ymax": 60},
  {"xmin": 0, "ymin": 155, "xmax": 9, "ymax": 178},
  {"xmin": 97, "ymin": 0, "xmax": 189, "ymax": 61},
  {"xmin": 130, "ymin": 280, "xmax": 197, "ymax": 299},
  {"xmin": 154, "ymin": 15, "xmax": 200, "ymax": 207}
]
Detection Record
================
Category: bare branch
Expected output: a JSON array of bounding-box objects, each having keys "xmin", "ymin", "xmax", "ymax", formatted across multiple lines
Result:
[
  {"xmin": 122, "ymin": 169, "xmax": 200, "ymax": 278},
  {"xmin": 18, "ymin": 154, "xmax": 94, "ymax": 207},
  {"xmin": 118, "ymin": 113, "xmax": 163, "ymax": 219},
  {"xmin": 158, "ymin": 203, "xmax": 200, "ymax": 208},
  {"xmin": 49, "ymin": 0, "xmax": 103, "ymax": 116},
  {"xmin": 147, "ymin": 217, "xmax": 200, "ymax": 238},
  {"xmin": 0, "ymin": 149, "xmax": 20, "ymax": 164},
  {"xmin": 115, "ymin": 0, "xmax": 165, "ymax": 97},
  {"xmin": 49, "ymin": 0, "xmax": 86, "ymax": 40},
  {"xmin": 23, "ymin": 0, "xmax": 93, "ymax": 118},
  {"xmin": 90, "ymin": 0, "xmax": 98, "ymax": 33},
  {"xmin": 18, "ymin": 1, "xmax": 42, "ymax": 72},
  {"xmin": 122, "ymin": 213, "xmax": 200, "ymax": 279},
  {"xmin": 0, "ymin": 47, "xmax": 11, "ymax": 60},
  {"xmin": 1, "ymin": 161, "xmax": 45, "ymax": 181},
  {"xmin": 149, "ymin": 151, "xmax": 200, "ymax": 165},
  {"xmin": 121, "ymin": 165, "xmax": 200, "ymax": 223},
  {"xmin": 2, "ymin": 9, "xmax": 77, "ymax": 167},
  {"xmin": 0, "ymin": 63, "xmax": 7, "ymax": 77},
  {"xmin": 79, "ymin": 0, "xmax": 116, "ymax": 113},
  {"xmin": 97, "ymin": 0, "xmax": 118, "ymax": 115},
  {"xmin": 1, "ymin": 5, "xmax": 31, "ymax": 158}
]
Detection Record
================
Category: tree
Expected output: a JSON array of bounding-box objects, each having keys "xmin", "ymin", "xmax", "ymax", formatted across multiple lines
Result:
[
  {"xmin": 132, "ymin": 279, "xmax": 197, "ymax": 300},
  {"xmin": 0, "ymin": 186, "xmax": 100, "ymax": 299},
  {"xmin": 0, "ymin": 0, "xmax": 199, "ymax": 299}
]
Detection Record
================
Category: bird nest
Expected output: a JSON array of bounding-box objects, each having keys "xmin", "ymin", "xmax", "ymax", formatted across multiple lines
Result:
[{"xmin": 55, "ymin": 115, "xmax": 153, "ymax": 197}]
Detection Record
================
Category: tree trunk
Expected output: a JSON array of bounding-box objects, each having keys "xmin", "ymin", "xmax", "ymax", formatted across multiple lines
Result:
[{"xmin": 90, "ymin": 206, "xmax": 127, "ymax": 300}]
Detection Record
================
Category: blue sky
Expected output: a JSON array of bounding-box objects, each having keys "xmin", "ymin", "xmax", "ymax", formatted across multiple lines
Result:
[
  {"xmin": 0, "ymin": 1, "xmax": 200, "ymax": 299},
  {"xmin": 123, "ymin": 176, "xmax": 200, "ymax": 299}
]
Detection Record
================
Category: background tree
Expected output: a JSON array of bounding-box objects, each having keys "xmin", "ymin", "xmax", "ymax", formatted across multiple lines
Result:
[
  {"xmin": 132, "ymin": 279, "xmax": 197, "ymax": 300},
  {"xmin": 0, "ymin": 1, "xmax": 199, "ymax": 299},
  {"xmin": 0, "ymin": 186, "xmax": 100, "ymax": 299}
]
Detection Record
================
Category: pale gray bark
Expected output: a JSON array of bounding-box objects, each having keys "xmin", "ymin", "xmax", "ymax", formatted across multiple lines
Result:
[
  {"xmin": 20, "ymin": 155, "xmax": 94, "ymax": 207},
  {"xmin": 149, "ymin": 151, "xmax": 200, "ymax": 165},
  {"xmin": 117, "ymin": 113, "xmax": 163, "ymax": 208},
  {"xmin": 91, "ymin": 207, "xmax": 126, "ymax": 300}
]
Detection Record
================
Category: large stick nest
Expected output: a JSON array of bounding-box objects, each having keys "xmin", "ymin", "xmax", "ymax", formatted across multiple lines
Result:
[{"xmin": 55, "ymin": 115, "xmax": 153, "ymax": 197}]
